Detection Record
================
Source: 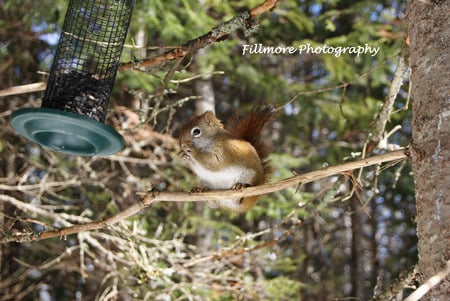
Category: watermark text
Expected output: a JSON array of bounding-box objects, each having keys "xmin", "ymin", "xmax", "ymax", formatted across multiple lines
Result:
[{"xmin": 241, "ymin": 43, "xmax": 380, "ymax": 57}]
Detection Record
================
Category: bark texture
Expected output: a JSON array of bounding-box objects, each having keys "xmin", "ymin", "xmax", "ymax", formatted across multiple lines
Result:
[{"xmin": 408, "ymin": 0, "xmax": 450, "ymax": 299}]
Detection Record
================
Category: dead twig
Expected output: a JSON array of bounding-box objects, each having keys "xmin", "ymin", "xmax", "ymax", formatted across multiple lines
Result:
[
  {"xmin": 183, "ymin": 227, "xmax": 293, "ymax": 268},
  {"xmin": 403, "ymin": 260, "xmax": 450, "ymax": 301},
  {"xmin": 368, "ymin": 43, "xmax": 409, "ymax": 152},
  {"xmin": 0, "ymin": 82, "xmax": 46, "ymax": 97}
]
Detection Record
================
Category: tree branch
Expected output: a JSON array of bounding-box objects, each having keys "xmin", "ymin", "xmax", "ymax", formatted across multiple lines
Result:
[
  {"xmin": 118, "ymin": 0, "xmax": 280, "ymax": 72},
  {"xmin": 0, "ymin": 82, "xmax": 46, "ymax": 97},
  {"xmin": 1, "ymin": 148, "xmax": 409, "ymax": 244},
  {"xmin": 368, "ymin": 44, "xmax": 409, "ymax": 152},
  {"xmin": 403, "ymin": 260, "xmax": 450, "ymax": 301},
  {"xmin": 183, "ymin": 227, "xmax": 293, "ymax": 268}
]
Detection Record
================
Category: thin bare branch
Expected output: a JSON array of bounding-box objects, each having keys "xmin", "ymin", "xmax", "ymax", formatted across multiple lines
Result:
[
  {"xmin": 147, "ymin": 148, "xmax": 408, "ymax": 203},
  {"xmin": 0, "ymin": 179, "xmax": 80, "ymax": 191},
  {"xmin": 183, "ymin": 227, "xmax": 293, "ymax": 268},
  {"xmin": 1, "ymin": 148, "xmax": 408, "ymax": 244},
  {"xmin": 403, "ymin": 260, "xmax": 450, "ymax": 301},
  {"xmin": 0, "ymin": 82, "xmax": 46, "ymax": 97},
  {"xmin": 368, "ymin": 44, "xmax": 409, "ymax": 151},
  {"xmin": 287, "ymin": 54, "xmax": 396, "ymax": 104}
]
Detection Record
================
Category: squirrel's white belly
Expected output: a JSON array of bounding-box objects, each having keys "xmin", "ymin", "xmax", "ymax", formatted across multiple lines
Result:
[
  {"xmin": 189, "ymin": 161, "xmax": 257, "ymax": 211},
  {"xmin": 191, "ymin": 163, "xmax": 256, "ymax": 189}
]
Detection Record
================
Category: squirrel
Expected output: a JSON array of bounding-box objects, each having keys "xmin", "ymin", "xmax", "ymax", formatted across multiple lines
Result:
[{"xmin": 178, "ymin": 106, "xmax": 276, "ymax": 212}]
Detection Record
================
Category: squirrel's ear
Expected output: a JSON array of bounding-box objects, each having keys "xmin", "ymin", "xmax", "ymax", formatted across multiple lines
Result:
[
  {"xmin": 203, "ymin": 111, "xmax": 225, "ymax": 129},
  {"xmin": 203, "ymin": 111, "xmax": 216, "ymax": 125}
]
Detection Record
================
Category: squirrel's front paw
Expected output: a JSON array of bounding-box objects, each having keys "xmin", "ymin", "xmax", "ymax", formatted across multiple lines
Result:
[
  {"xmin": 231, "ymin": 183, "xmax": 251, "ymax": 191},
  {"xmin": 178, "ymin": 150, "xmax": 191, "ymax": 160},
  {"xmin": 190, "ymin": 186, "xmax": 207, "ymax": 194}
]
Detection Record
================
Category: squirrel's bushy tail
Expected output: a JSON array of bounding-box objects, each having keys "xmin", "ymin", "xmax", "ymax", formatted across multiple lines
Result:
[{"xmin": 227, "ymin": 105, "xmax": 277, "ymax": 161}]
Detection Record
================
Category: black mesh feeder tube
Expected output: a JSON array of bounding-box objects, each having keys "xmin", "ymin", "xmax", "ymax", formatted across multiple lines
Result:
[{"xmin": 11, "ymin": 0, "xmax": 135, "ymax": 156}]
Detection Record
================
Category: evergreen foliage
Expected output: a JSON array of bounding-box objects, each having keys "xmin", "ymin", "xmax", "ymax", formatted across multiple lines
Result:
[{"xmin": 0, "ymin": 0, "xmax": 415, "ymax": 300}]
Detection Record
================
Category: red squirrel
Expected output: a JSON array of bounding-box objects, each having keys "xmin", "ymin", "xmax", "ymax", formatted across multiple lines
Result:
[{"xmin": 178, "ymin": 106, "xmax": 275, "ymax": 212}]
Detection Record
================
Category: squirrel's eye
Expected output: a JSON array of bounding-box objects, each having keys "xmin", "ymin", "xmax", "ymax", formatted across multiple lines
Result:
[{"xmin": 191, "ymin": 127, "xmax": 201, "ymax": 137}]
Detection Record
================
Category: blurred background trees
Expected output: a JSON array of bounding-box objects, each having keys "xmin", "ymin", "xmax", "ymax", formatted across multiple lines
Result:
[{"xmin": 0, "ymin": 0, "xmax": 417, "ymax": 300}]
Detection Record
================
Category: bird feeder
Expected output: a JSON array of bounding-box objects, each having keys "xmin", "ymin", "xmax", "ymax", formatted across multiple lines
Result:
[{"xmin": 11, "ymin": 0, "xmax": 135, "ymax": 156}]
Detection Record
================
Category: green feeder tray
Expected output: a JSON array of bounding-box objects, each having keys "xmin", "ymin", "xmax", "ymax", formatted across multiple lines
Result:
[{"xmin": 11, "ymin": 108, "xmax": 124, "ymax": 156}]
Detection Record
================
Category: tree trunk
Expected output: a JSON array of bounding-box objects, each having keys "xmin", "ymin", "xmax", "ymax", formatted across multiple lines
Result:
[
  {"xmin": 408, "ymin": 0, "xmax": 450, "ymax": 299},
  {"xmin": 193, "ymin": 48, "xmax": 216, "ymax": 115},
  {"xmin": 350, "ymin": 194, "xmax": 365, "ymax": 299}
]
